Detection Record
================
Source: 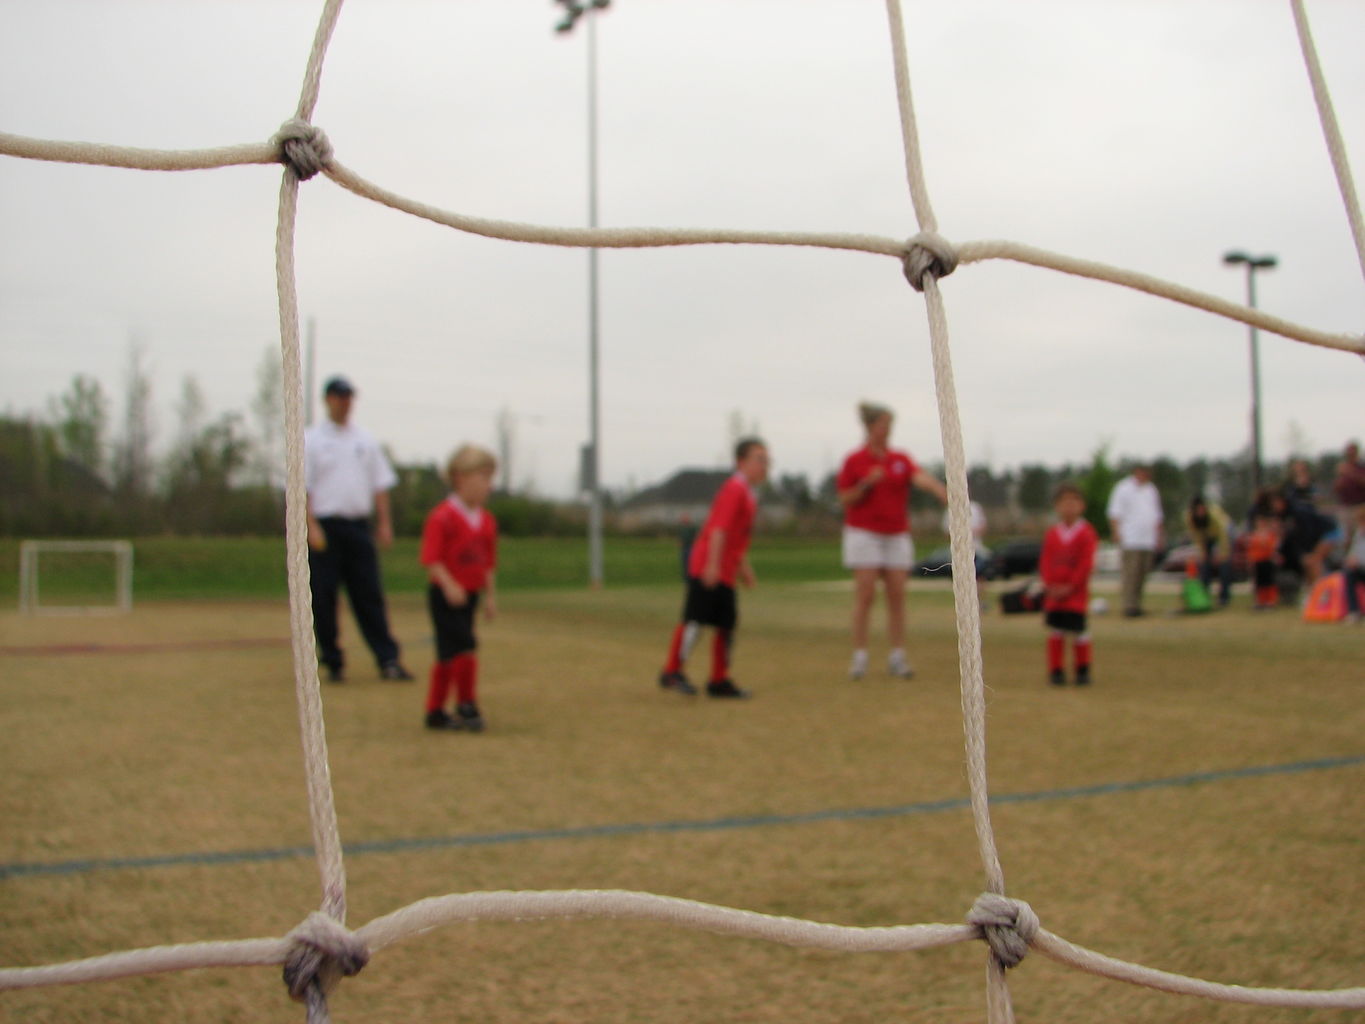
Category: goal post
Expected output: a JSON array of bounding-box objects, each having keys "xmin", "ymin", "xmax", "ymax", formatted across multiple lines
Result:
[{"xmin": 18, "ymin": 539, "xmax": 134, "ymax": 615}]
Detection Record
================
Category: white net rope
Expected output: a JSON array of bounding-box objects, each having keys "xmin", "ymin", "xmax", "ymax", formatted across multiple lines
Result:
[{"xmin": 2, "ymin": 0, "xmax": 1362, "ymax": 1021}]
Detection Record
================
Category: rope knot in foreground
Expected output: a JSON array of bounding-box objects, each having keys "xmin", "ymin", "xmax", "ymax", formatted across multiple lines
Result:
[
  {"xmin": 967, "ymin": 894, "xmax": 1038, "ymax": 970},
  {"xmin": 273, "ymin": 119, "xmax": 333, "ymax": 181},
  {"xmin": 281, "ymin": 912, "xmax": 369, "ymax": 1007},
  {"xmin": 902, "ymin": 231, "xmax": 958, "ymax": 291}
]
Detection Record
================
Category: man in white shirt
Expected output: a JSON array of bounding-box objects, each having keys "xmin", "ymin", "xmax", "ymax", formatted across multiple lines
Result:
[
  {"xmin": 1106, "ymin": 463, "xmax": 1164, "ymax": 618},
  {"xmin": 305, "ymin": 376, "xmax": 412, "ymax": 682}
]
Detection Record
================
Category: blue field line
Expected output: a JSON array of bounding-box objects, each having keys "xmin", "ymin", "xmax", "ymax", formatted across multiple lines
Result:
[{"xmin": 3, "ymin": 754, "xmax": 1360, "ymax": 881}]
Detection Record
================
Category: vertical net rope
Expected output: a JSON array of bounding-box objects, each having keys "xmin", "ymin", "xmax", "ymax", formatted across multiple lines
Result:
[{"xmin": 1, "ymin": 0, "xmax": 1363, "ymax": 1020}]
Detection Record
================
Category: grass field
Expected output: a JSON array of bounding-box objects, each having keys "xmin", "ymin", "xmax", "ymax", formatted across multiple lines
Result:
[{"xmin": 1, "ymin": 542, "xmax": 1362, "ymax": 1023}]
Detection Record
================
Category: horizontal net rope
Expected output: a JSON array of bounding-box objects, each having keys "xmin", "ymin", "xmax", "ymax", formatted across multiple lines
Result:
[
  {"xmin": 5, "ymin": 889, "xmax": 1364, "ymax": 1010},
  {"xmin": 3, "ymin": 0, "xmax": 1363, "ymax": 1019},
  {"xmin": 0, "ymin": 136, "xmax": 1360, "ymax": 356}
]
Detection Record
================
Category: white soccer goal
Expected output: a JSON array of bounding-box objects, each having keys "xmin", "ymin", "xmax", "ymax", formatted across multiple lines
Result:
[{"xmin": 17, "ymin": 539, "xmax": 134, "ymax": 616}]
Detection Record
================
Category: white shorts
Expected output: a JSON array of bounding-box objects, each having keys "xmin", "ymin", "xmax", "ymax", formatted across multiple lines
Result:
[{"xmin": 842, "ymin": 526, "xmax": 914, "ymax": 571}]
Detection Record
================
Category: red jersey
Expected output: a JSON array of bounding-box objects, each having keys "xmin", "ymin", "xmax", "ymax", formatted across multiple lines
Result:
[
  {"xmin": 837, "ymin": 446, "xmax": 919, "ymax": 534},
  {"xmin": 1246, "ymin": 528, "xmax": 1278, "ymax": 564},
  {"xmin": 1039, "ymin": 519, "xmax": 1097, "ymax": 613},
  {"xmin": 420, "ymin": 496, "xmax": 498, "ymax": 591},
  {"xmin": 687, "ymin": 473, "xmax": 758, "ymax": 586}
]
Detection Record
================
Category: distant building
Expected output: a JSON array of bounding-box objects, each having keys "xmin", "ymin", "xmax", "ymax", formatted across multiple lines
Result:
[{"xmin": 619, "ymin": 467, "xmax": 793, "ymax": 530}]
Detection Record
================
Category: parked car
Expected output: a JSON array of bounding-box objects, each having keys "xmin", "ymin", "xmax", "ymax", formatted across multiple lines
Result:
[
  {"xmin": 912, "ymin": 545, "xmax": 958, "ymax": 578},
  {"xmin": 985, "ymin": 539, "xmax": 1041, "ymax": 580}
]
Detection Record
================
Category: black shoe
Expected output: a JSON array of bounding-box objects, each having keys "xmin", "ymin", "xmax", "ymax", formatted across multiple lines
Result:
[
  {"xmin": 659, "ymin": 671, "xmax": 697, "ymax": 696},
  {"xmin": 381, "ymin": 663, "xmax": 415, "ymax": 681},
  {"xmin": 425, "ymin": 709, "xmax": 461, "ymax": 730},
  {"xmin": 1074, "ymin": 667, "xmax": 1092, "ymax": 686},
  {"xmin": 456, "ymin": 702, "xmax": 485, "ymax": 732},
  {"xmin": 1122, "ymin": 609, "xmax": 1146, "ymax": 618},
  {"xmin": 325, "ymin": 664, "xmax": 345, "ymax": 684},
  {"xmin": 1048, "ymin": 669, "xmax": 1066, "ymax": 687},
  {"xmin": 706, "ymin": 679, "xmax": 751, "ymax": 699}
]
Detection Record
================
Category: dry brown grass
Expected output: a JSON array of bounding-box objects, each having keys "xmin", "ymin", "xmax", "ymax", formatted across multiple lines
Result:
[{"xmin": 1, "ymin": 584, "xmax": 1362, "ymax": 1023}]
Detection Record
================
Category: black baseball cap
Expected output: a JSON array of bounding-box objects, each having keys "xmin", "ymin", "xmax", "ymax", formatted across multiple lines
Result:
[{"xmin": 323, "ymin": 376, "xmax": 355, "ymax": 397}]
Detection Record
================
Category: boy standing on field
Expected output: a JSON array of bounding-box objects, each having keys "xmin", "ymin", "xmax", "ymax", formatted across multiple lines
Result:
[
  {"xmin": 421, "ymin": 445, "xmax": 499, "ymax": 731},
  {"xmin": 658, "ymin": 438, "xmax": 770, "ymax": 700},
  {"xmin": 1039, "ymin": 482, "xmax": 1098, "ymax": 686}
]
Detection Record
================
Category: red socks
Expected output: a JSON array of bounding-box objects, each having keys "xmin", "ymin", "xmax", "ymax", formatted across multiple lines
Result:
[
  {"xmin": 1048, "ymin": 633, "xmax": 1092, "ymax": 672},
  {"xmin": 425, "ymin": 660, "xmax": 450, "ymax": 713},
  {"xmin": 1074, "ymin": 636, "xmax": 1092, "ymax": 670},
  {"xmin": 1047, "ymin": 633, "xmax": 1065, "ymax": 672},
  {"xmin": 664, "ymin": 624, "xmax": 686, "ymax": 674},
  {"xmin": 425, "ymin": 654, "xmax": 478, "ymax": 712}
]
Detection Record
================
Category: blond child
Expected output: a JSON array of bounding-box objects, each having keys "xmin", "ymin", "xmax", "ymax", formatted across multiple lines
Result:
[{"xmin": 420, "ymin": 445, "xmax": 498, "ymax": 731}]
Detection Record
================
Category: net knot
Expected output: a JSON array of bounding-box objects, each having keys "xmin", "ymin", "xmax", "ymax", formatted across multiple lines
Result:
[
  {"xmin": 273, "ymin": 119, "xmax": 333, "ymax": 181},
  {"xmin": 282, "ymin": 911, "xmax": 369, "ymax": 1004},
  {"xmin": 966, "ymin": 893, "xmax": 1038, "ymax": 970},
  {"xmin": 901, "ymin": 231, "xmax": 958, "ymax": 291}
]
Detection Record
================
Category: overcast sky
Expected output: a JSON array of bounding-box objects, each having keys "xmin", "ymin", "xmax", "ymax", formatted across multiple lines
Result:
[{"xmin": 2, "ymin": 0, "xmax": 1362, "ymax": 498}]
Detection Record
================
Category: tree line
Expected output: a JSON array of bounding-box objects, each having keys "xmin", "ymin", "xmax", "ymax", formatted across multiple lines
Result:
[{"xmin": 1, "ymin": 364, "xmax": 1340, "ymax": 540}]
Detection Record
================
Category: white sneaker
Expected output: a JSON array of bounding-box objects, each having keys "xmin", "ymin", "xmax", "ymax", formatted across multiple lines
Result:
[
  {"xmin": 888, "ymin": 650, "xmax": 915, "ymax": 679},
  {"xmin": 848, "ymin": 650, "xmax": 868, "ymax": 680}
]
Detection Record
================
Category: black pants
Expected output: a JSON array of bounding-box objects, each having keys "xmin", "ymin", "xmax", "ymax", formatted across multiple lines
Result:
[{"xmin": 309, "ymin": 517, "xmax": 400, "ymax": 671}]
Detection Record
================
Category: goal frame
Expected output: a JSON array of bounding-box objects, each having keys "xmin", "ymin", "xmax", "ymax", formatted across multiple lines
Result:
[{"xmin": 18, "ymin": 539, "xmax": 134, "ymax": 616}]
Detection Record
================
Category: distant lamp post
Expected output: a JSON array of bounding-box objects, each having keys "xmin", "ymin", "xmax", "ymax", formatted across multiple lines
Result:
[
  {"xmin": 1222, "ymin": 250, "xmax": 1277, "ymax": 495},
  {"xmin": 555, "ymin": 0, "xmax": 611, "ymax": 588}
]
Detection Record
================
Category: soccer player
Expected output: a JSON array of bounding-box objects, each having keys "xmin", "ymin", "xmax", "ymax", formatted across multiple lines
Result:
[
  {"xmin": 1039, "ymin": 482, "xmax": 1098, "ymax": 686},
  {"xmin": 420, "ymin": 445, "xmax": 499, "ymax": 731},
  {"xmin": 658, "ymin": 438, "xmax": 770, "ymax": 699},
  {"xmin": 837, "ymin": 401, "xmax": 946, "ymax": 680}
]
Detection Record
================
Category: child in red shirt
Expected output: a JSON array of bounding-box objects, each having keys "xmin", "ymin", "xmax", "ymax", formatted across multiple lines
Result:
[
  {"xmin": 420, "ymin": 445, "xmax": 499, "ymax": 731},
  {"xmin": 1245, "ymin": 513, "xmax": 1281, "ymax": 610},
  {"xmin": 659, "ymin": 438, "xmax": 770, "ymax": 699},
  {"xmin": 1039, "ymin": 482, "xmax": 1098, "ymax": 686}
]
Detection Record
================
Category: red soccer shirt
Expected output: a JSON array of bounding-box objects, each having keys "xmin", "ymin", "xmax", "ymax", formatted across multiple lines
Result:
[
  {"xmin": 420, "ymin": 496, "xmax": 498, "ymax": 592},
  {"xmin": 687, "ymin": 473, "xmax": 758, "ymax": 586},
  {"xmin": 837, "ymin": 446, "xmax": 919, "ymax": 534},
  {"xmin": 1039, "ymin": 519, "xmax": 1097, "ymax": 613}
]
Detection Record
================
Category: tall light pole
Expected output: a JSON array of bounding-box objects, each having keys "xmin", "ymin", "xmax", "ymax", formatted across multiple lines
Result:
[
  {"xmin": 556, "ymin": 0, "xmax": 610, "ymax": 588},
  {"xmin": 1222, "ymin": 250, "xmax": 1277, "ymax": 495}
]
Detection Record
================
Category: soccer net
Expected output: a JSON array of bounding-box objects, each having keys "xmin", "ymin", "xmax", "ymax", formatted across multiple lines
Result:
[
  {"xmin": 17, "ymin": 540, "xmax": 133, "ymax": 616},
  {"xmin": 1, "ymin": 1, "xmax": 1362, "ymax": 1021}
]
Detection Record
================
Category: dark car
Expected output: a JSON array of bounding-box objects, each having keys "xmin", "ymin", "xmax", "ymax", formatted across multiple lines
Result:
[
  {"xmin": 985, "ymin": 539, "xmax": 1041, "ymax": 580},
  {"xmin": 912, "ymin": 545, "xmax": 957, "ymax": 578}
]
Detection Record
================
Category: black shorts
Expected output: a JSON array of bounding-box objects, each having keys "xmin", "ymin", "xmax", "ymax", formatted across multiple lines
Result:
[
  {"xmin": 682, "ymin": 577, "xmax": 738, "ymax": 631},
  {"xmin": 1253, "ymin": 561, "xmax": 1277, "ymax": 588},
  {"xmin": 1045, "ymin": 610, "xmax": 1087, "ymax": 633},
  {"xmin": 428, "ymin": 584, "xmax": 480, "ymax": 660}
]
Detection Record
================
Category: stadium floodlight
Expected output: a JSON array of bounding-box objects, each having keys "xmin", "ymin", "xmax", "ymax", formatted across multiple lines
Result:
[
  {"xmin": 1222, "ymin": 250, "xmax": 1277, "ymax": 494},
  {"xmin": 18, "ymin": 539, "xmax": 134, "ymax": 615},
  {"xmin": 553, "ymin": 0, "xmax": 612, "ymax": 587}
]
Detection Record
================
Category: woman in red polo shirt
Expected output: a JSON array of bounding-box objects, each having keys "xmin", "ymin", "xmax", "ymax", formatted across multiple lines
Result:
[{"xmin": 836, "ymin": 402, "xmax": 946, "ymax": 680}]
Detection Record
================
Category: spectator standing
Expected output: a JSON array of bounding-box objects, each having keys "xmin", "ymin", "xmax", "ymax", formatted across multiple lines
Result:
[
  {"xmin": 837, "ymin": 402, "xmax": 947, "ymax": 680},
  {"xmin": 1039, "ymin": 482, "xmax": 1098, "ymax": 686},
  {"xmin": 658, "ymin": 438, "xmax": 770, "ymax": 699},
  {"xmin": 1184, "ymin": 495, "xmax": 1233, "ymax": 608},
  {"xmin": 1106, "ymin": 463, "xmax": 1164, "ymax": 618},
  {"xmin": 1333, "ymin": 440, "xmax": 1365, "ymax": 532},
  {"xmin": 1281, "ymin": 458, "xmax": 1321, "ymax": 507},
  {"xmin": 1342, "ymin": 504, "xmax": 1365, "ymax": 623},
  {"xmin": 305, "ymin": 376, "xmax": 412, "ymax": 683}
]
